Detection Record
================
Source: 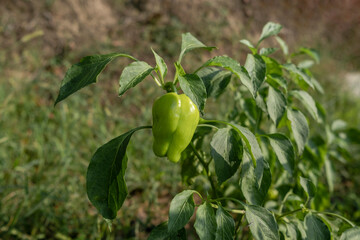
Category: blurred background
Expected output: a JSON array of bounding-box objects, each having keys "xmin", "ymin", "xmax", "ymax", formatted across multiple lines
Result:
[{"xmin": 1, "ymin": 0, "xmax": 359, "ymax": 239}]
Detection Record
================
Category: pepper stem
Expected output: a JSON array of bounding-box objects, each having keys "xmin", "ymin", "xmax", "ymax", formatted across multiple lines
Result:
[{"xmin": 163, "ymin": 82, "xmax": 177, "ymax": 93}]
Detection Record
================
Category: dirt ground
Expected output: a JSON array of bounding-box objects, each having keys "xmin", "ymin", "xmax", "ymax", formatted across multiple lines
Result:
[{"xmin": 1, "ymin": 0, "xmax": 359, "ymax": 67}]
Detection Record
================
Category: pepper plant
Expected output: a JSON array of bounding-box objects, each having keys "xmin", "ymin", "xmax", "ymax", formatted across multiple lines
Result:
[{"xmin": 55, "ymin": 22, "xmax": 360, "ymax": 239}]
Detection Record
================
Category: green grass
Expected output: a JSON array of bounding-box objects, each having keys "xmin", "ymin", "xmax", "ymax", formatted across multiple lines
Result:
[{"xmin": 0, "ymin": 52, "xmax": 181, "ymax": 239}]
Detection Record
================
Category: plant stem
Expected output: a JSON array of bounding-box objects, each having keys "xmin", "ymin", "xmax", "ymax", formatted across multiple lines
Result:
[
  {"xmin": 276, "ymin": 208, "xmax": 303, "ymax": 220},
  {"xmin": 163, "ymin": 82, "xmax": 177, "ymax": 93},
  {"xmin": 234, "ymin": 214, "xmax": 244, "ymax": 239},
  {"xmin": 209, "ymin": 203, "xmax": 245, "ymax": 215},
  {"xmin": 278, "ymin": 189, "xmax": 293, "ymax": 214},
  {"xmin": 210, "ymin": 197, "xmax": 246, "ymax": 209},
  {"xmin": 150, "ymin": 73, "xmax": 162, "ymax": 87},
  {"xmin": 197, "ymin": 124, "xmax": 219, "ymax": 130},
  {"xmin": 190, "ymin": 142, "xmax": 218, "ymax": 199},
  {"xmin": 156, "ymin": 70, "xmax": 165, "ymax": 86}
]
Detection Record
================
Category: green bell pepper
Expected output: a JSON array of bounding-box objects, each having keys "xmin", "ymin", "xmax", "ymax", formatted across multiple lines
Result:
[{"xmin": 152, "ymin": 92, "xmax": 199, "ymax": 163}]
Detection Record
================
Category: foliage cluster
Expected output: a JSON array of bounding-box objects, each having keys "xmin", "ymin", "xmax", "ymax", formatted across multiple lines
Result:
[{"xmin": 53, "ymin": 22, "xmax": 360, "ymax": 239}]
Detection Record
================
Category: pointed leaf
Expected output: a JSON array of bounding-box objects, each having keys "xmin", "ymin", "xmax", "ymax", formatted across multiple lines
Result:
[
  {"xmin": 179, "ymin": 33, "xmax": 215, "ymax": 63},
  {"xmin": 240, "ymin": 151, "xmax": 271, "ymax": 205},
  {"xmin": 300, "ymin": 177, "xmax": 316, "ymax": 200},
  {"xmin": 210, "ymin": 128, "xmax": 243, "ymax": 184},
  {"xmin": 148, "ymin": 222, "xmax": 187, "ymax": 240},
  {"xmin": 287, "ymin": 108, "xmax": 309, "ymax": 155},
  {"xmin": 258, "ymin": 22, "xmax": 283, "ymax": 45},
  {"xmin": 178, "ymin": 74, "xmax": 207, "ymax": 113},
  {"xmin": 118, "ymin": 61, "xmax": 154, "ymax": 95},
  {"xmin": 196, "ymin": 67, "xmax": 232, "ymax": 98},
  {"xmin": 168, "ymin": 190, "xmax": 195, "ymax": 233},
  {"xmin": 310, "ymin": 77, "xmax": 324, "ymax": 94},
  {"xmin": 231, "ymin": 124, "xmax": 266, "ymax": 186},
  {"xmin": 244, "ymin": 54, "xmax": 266, "ymax": 97},
  {"xmin": 245, "ymin": 204, "xmax": 280, "ymax": 240},
  {"xmin": 240, "ymin": 39, "xmax": 257, "ymax": 54},
  {"xmin": 282, "ymin": 63, "xmax": 314, "ymax": 89},
  {"xmin": 152, "ymin": 48, "xmax": 168, "ymax": 81},
  {"xmin": 284, "ymin": 222, "xmax": 301, "ymax": 240},
  {"xmin": 340, "ymin": 227, "xmax": 360, "ymax": 240},
  {"xmin": 55, "ymin": 53, "xmax": 136, "ymax": 105},
  {"xmin": 262, "ymin": 56, "xmax": 283, "ymax": 76},
  {"xmin": 197, "ymin": 56, "xmax": 252, "ymax": 97},
  {"xmin": 256, "ymin": 93, "xmax": 268, "ymax": 113},
  {"xmin": 267, "ymin": 86, "xmax": 287, "ymax": 126},
  {"xmin": 299, "ymin": 47, "xmax": 320, "ymax": 64},
  {"xmin": 267, "ymin": 74, "xmax": 287, "ymax": 90},
  {"xmin": 86, "ymin": 126, "xmax": 150, "ymax": 219},
  {"xmin": 290, "ymin": 90, "xmax": 319, "ymax": 121},
  {"xmin": 304, "ymin": 213, "xmax": 330, "ymax": 240},
  {"xmin": 298, "ymin": 60, "xmax": 315, "ymax": 69},
  {"xmin": 194, "ymin": 202, "xmax": 217, "ymax": 240},
  {"xmin": 259, "ymin": 47, "xmax": 278, "ymax": 56},
  {"xmin": 275, "ymin": 36, "xmax": 288, "ymax": 56},
  {"xmin": 266, "ymin": 133, "xmax": 295, "ymax": 175},
  {"xmin": 215, "ymin": 206, "xmax": 235, "ymax": 240},
  {"xmin": 324, "ymin": 156, "xmax": 335, "ymax": 192}
]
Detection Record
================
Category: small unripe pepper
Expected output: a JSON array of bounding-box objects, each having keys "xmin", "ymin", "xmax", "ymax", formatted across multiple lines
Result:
[{"xmin": 152, "ymin": 92, "xmax": 199, "ymax": 163}]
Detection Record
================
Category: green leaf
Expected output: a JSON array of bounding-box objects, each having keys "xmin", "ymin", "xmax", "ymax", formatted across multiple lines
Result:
[
  {"xmin": 55, "ymin": 53, "xmax": 136, "ymax": 105},
  {"xmin": 196, "ymin": 67, "xmax": 232, "ymax": 98},
  {"xmin": 168, "ymin": 190, "xmax": 195, "ymax": 233},
  {"xmin": 152, "ymin": 48, "xmax": 168, "ymax": 81},
  {"xmin": 287, "ymin": 108, "xmax": 309, "ymax": 155},
  {"xmin": 148, "ymin": 222, "xmax": 187, "ymax": 240},
  {"xmin": 210, "ymin": 128, "xmax": 243, "ymax": 184},
  {"xmin": 179, "ymin": 32, "xmax": 215, "ymax": 63},
  {"xmin": 240, "ymin": 39, "xmax": 257, "ymax": 54},
  {"xmin": 267, "ymin": 74, "xmax": 287, "ymax": 90},
  {"xmin": 304, "ymin": 213, "xmax": 330, "ymax": 240},
  {"xmin": 240, "ymin": 151, "xmax": 271, "ymax": 205},
  {"xmin": 275, "ymin": 36, "xmax": 288, "ymax": 56},
  {"xmin": 344, "ymin": 127, "xmax": 360, "ymax": 144},
  {"xmin": 266, "ymin": 86, "xmax": 287, "ymax": 126},
  {"xmin": 244, "ymin": 204, "xmax": 280, "ymax": 240},
  {"xmin": 324, "ymin": 156, "xmax": 335, "ymax": 192},
  {"xmin": 340, "ymin": 227, "xmax": 360, "ymax": 240},
  {"xmin": 256, "ymin": 93, "xmax": 268, "ymax": 113},
  {"xmin": 259, "ymin": 47, "xmax": 278, "ymax": 56},
  {"xmin": 196, "ymin": 56, "xmax": 252, "ymax": 97},
  {"xmin": 258, "ymin": 22, "xmax": 283, "ymax": 45},
  {"xmin": 244, "ymin": 54, "xmax": 266, "ymax": 97},
  {"xmin": 299, "ymin": 47, "xmax": 320, "ymax": 64},
  {"xmin": 290, "ymin": 90, "xmax": 319, "ymax": 121},
  {"xmin": 284, "ymin": 222, "xmax": 301, "ymax": 240},
  {"xmin": 194, "ymin": 202, "xmax": 217, "ymax": 240},
  {"xmin": 231, "ymin": 124, "xmax": 266, "ymax": 186},
  {"xmin": 266, "ymin": 133, "xmax": 295, "ymax": 175},
  {"xmin": 300, "ymin": 177, "xmax": 316, "ymax": 200},
  {"xmin": 118, "ymin": 61, "xmax": 154, "ymax": 95},
  {"xmin": 331, "ymin": 119, "xmax": 348, "ymax": 132},
  {"xmin": 181, "ymin": 147, "xmax": 200, "ymax": 185},
  {"xmin": 282, "ymin": 63, "xmax": 314, "ymax": 89},
  {"xmin": 175, "ymin": 62, "xmax": 186, "ymax": 76},
  {"xmin": 298, "ymin": 60, "xmax": 315, "ymax": 69},
  {"xmin": 178, "ymin": 74, "xmax": 207, "ymax": 113},
  {"xmin": 86, "ymin": 126, "xmax": 150, "ymax": 220},
  {"xmin": 311, "ymin": 77, "xmax": 324, "ymax": 94},
  {"xmin": 262, "ymin": 56, "xmax": 283, "ymax": 76},
  {"xmin": 215, "ymin": 205, "xmax": 235, "ymax": 240}
]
